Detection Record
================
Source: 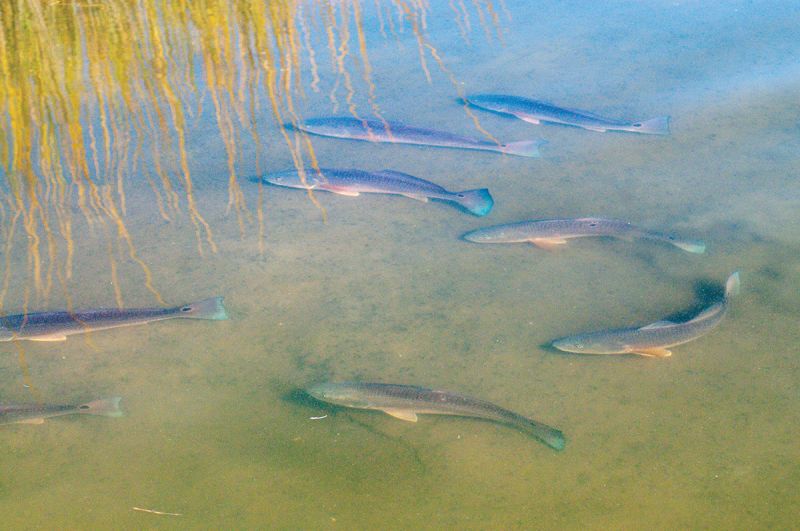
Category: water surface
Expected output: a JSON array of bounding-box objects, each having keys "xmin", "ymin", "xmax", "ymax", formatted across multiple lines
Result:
[{"xmin": 0, "ymin": 1, "xmax": 798, "ymax": 528}]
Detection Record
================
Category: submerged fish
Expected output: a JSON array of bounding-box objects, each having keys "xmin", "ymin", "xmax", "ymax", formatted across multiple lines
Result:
[
  {"xmin": 306, "ymin": 382, "xmax": 565, "ymax": 451},
  {"xmin": 0, "ymin": 397, "xmax": 123, "ymax": 425},
  {"xmin": 0, "ymin": 297, "xmax": 228, "ymax": 342},
  {"xmin": 462, "ymin": 218, "xmax": 705, "ymax": 253},
  {"xmin": 292, "ymin": 117, "xmax": 544, "ymax": 157},
  {"xmin": 261, "ymin": 168, "xmax": 494, "ymax": 216},
  {"xmin": 466, "ymin": 94, "xmax": 670, "ymax": 135},
  {"xmin": 552, "ymin": 272, "xmax": 740, "ymax": 358}
]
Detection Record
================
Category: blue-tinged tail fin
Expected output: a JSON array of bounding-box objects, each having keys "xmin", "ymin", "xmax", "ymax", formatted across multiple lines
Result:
[
  {"xmin": 454, "ymin": 189, "xmax": 494, "ymax": 216},
  {"xmin": 672, "ymin": 239, "xmax": 706, "ymax": 254},
  {"xmin": 80, "ymin": 397, "xmax": 123, "ymax": 417},
  {"xmin": 725, "ymin": 272, "xmax": 741, "ymax": 299},
  {"xmin": 500, "ymin": 139, "xmax": 545, "ymax": 158},
  {"xmin": 632, "ymin": 116, "xmax": 670, "ymax": 135},
  {"xmin": 179, "ymin": 297, "xmax": 228, "ymax": 320}
]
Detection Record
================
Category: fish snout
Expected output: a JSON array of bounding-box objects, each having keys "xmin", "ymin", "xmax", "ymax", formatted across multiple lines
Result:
[{"xmin": 551, "ymin": 337, "xmax": 587, "ymax": 353}]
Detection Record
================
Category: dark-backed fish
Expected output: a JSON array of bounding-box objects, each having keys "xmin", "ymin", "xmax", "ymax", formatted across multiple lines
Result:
[
  {"xmin": 261, "ymin": 168, "xmax": 494, "ymax": 216},
  {"xmin": 1, "ymin": 397, "xmax": 123, "ymax": 425},
  {"xmin": 306, "ymin": 382, "xmax": 565, "ymax": 451},
  {"xmin": 292, "ymin": 117, "xmax": 544, "ymax": 157},
  {"xmin": 462, "ymin": 217, "xmax": 704, "ymax": 252},
  {"xmin": 466, "ymin": 94, "xmax": 670, "ymax": 135},
  {"xmin": 552, "ymin": 272, "xmax": 740, "ymax": 358},
  {"xmin": 0, "ymin": 297, "xmax": 228, "ymax": 342}
]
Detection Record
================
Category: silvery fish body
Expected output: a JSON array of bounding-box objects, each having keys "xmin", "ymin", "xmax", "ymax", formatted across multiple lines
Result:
[
  {"xmin": 462, "ymin": 218, "xmax": 705, "ymax": 253},
  {"xmin": 293, "ymin": 117, "xmax": 544, "ymax": 157},
  {"xmin": 261, "ymin": 168, "xmax": 494, "ymax": 216},
  {"xmin": 306, "ymin": 382, "xmax": 565, "ymax": 451},
  {"xmin": 552, "ymin": 272, "xmax": 740, "ymax": 358},
  {"xmin": 0, "ymin": 397, "xmax": 123, "ymax": 425},
  {"xmin": 466, "ymin": 94, "xmax": 670, "ymax": 135},
  {"xmin": 0, "ymin": 297, "xmax": 227, "ymax": 342}
]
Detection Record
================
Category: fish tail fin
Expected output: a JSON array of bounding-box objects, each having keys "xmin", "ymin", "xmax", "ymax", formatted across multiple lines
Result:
[
  {"xmin": 179, "ymin": 297, "xmax": 229, "ymax": 320},
  {"xmin": 672, "ymin": 239, "xmax": 706, "ymax": 254},
  {"xmin": 529, "ymin": 421, "xmax": 566, "ymax": 451},
  {"xmin": 633, "ymin": 116, "xmax": 670, "ymax": 135},
  {"xmin": 80, "ymin": 397, "xmax": 123, "ymax": 417},
  {"xmin": 454, "ymin": 188, "xmax": 494, "ymax": 216},
  {"xmin": 500, "ymin": 139, "xmax": 545, "ymax": 158},
  {"xmin": 725, "ymin": 272, "xmax": 741, "ymax": 299}
]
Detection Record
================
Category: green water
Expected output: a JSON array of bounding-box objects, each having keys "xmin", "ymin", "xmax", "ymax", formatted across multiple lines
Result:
[{"xmin": 1, "ymin": 1, "xmax": 799, "ymax": 528}]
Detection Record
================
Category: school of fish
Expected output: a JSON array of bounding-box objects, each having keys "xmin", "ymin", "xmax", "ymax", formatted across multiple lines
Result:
[{"xmin": 4, "ymin": 91, "xmax": 741, "ymax": 458}]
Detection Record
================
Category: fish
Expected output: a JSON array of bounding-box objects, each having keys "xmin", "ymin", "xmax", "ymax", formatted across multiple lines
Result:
[
  {"xmin": 306, "ymin": 382, "xmax": 565, "ymax": 451},
  {"xmin": 1, "ymin": 397, "xmax": 123, "ymax": 425},
  {"xmin": 0, "ymin": 297, "xmax": 228, "ymax": 342},
  {"xmin": 465, "ymin": 94, "xmax": 670, "ymax": 135},
  {"xmin": 260, "ymin": 168, "xmax": 494, "ymax": 216},
  {"xmin": 291, "ymin": 117, "xmax": 544, "ymax": 157},
  {"xmin": 552, "ymin": 272, "xmax": 740, "ymax": 358},
  {"xmin": 462, "ymin": 217, "xmax": 705, "ymax": 253}
]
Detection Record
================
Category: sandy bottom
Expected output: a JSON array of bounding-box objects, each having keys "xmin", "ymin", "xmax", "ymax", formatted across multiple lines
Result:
[{"xmin": 1, "ymin": 1, "xmax": 798, "ymax": 528}]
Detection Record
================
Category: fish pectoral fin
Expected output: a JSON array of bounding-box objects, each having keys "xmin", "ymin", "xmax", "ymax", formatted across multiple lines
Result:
[
  {"xmin": 325, "ymin": 186, "xmax": 360, "ymax": 197},
  {"xmin": 382, "ymin": 409, "xmax": 419, "ymax": 422},
  {"xmin": 629, "ymin": 347, "xmax": 672, "ymax": 358},
  {"xmin": 640, "ymin": 320, "xmax": 676, "ymax": 330},
  {"xmin": 519, "ymin": 116, "xmax": 541, "ymax": 125},
  {"xmin": 16, "ymin": 418, "xmax": 45, "ymax": 424},
  {"xmin": 28, "ymin": 334, "xmax": 68, "ymax": 342},
  {"xmin": 401, "ymin": 194, "xmax": 429, "ymax": 203},
  {"xmin": 583, "ymin": 126, "xmax": 608, "ymax": 132},
  {"xmin": 530, "ymin": 238, "xmax": 568, "ymax": 250}
]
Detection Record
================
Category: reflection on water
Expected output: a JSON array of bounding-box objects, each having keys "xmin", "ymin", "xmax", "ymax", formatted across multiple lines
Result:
[
  {"xmin": 1, "ymin": 0, "xmax": 799, "ymax": 528},
  {"xmin": 0, "ymin": 0, "xmax": 498, "ymax": 307}
]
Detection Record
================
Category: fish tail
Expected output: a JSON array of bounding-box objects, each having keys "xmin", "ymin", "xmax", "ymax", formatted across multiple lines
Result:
[
  {"xmin": 80, "ymin": 397, "xmax": 124, "ymax": 417},
  {"xmin": 725, "ymin": 272, "xmax": 741, "ymax": 299},
  {"xmin": 179, "ymin": 297, "xmax": 229, "ymax": 320},
  {"xmin": 500, "ymin": 139, "xmax": 545, "ymax": 158},
  {"xmin": 454, "ymin": 188, "xmax": 494, "ymax": 216},
  {"xmin": 672, "ymin": 239, "xmax": 706, "ymax": 254},
  {"xmin": 528, "ymin": 421, "xmax": 566, "ymax": 451},
  {"xmin": 633, "ymin": 116, "xmax": 670, "ymax": 135}
]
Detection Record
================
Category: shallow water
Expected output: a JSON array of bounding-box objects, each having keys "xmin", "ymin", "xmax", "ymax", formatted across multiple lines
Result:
[{"xmin": 1, "ymin": 0, "xmax": 798, "ymax": 528}]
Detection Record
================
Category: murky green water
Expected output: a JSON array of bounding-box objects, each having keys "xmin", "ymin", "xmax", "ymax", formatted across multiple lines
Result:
[{"xmin": 1, "ymin": 1, "xmax": 798, "ymax": 528}]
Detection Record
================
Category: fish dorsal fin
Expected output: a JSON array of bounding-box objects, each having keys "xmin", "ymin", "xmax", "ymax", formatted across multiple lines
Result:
[
  {"xmin": 28, "ymin": 334, "xmax": 68, "ymax": 342},
  {"xmin": 640, "ymin": 320, "xmax": 676, "ymax": 330},
  {"xmin": 373, "ymin": 169, "xmax": 418, "ymax": 181},
  {"xmin": 629, "ymin": 347, "xmax": 672, "ymax": 358},
  {"xmin": 530, "ymin": 237, "xmax": 568, "ymax": 250},
  {"xmin": 688, "ymin": 303, "xmax": 723, "ymax": 323},
  {"xmin": 16, "ymin": 417, "xmax": 45, "ymax": 424},
  {"xmin": 373, "ymin": 170, "xmax": 444, "ymax": 190},
  {"xmin": 382, "ymin": 409, "xmax": 418, "ymax": 422}
]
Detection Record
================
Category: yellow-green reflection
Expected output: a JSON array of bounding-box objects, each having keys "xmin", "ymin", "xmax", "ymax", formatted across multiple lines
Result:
[{"xmin": 0, "ymin": 0, "xmax": 501, "ymax": 311}]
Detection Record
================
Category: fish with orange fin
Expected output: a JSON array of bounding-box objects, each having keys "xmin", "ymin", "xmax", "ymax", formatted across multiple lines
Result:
[
  {"xmin": 462, "ymin": 218, "xmax": 705, "ymax": 254},
  {"xmin": 551, "ymin": 272, "xmax": 739, "ymax": 358}
]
